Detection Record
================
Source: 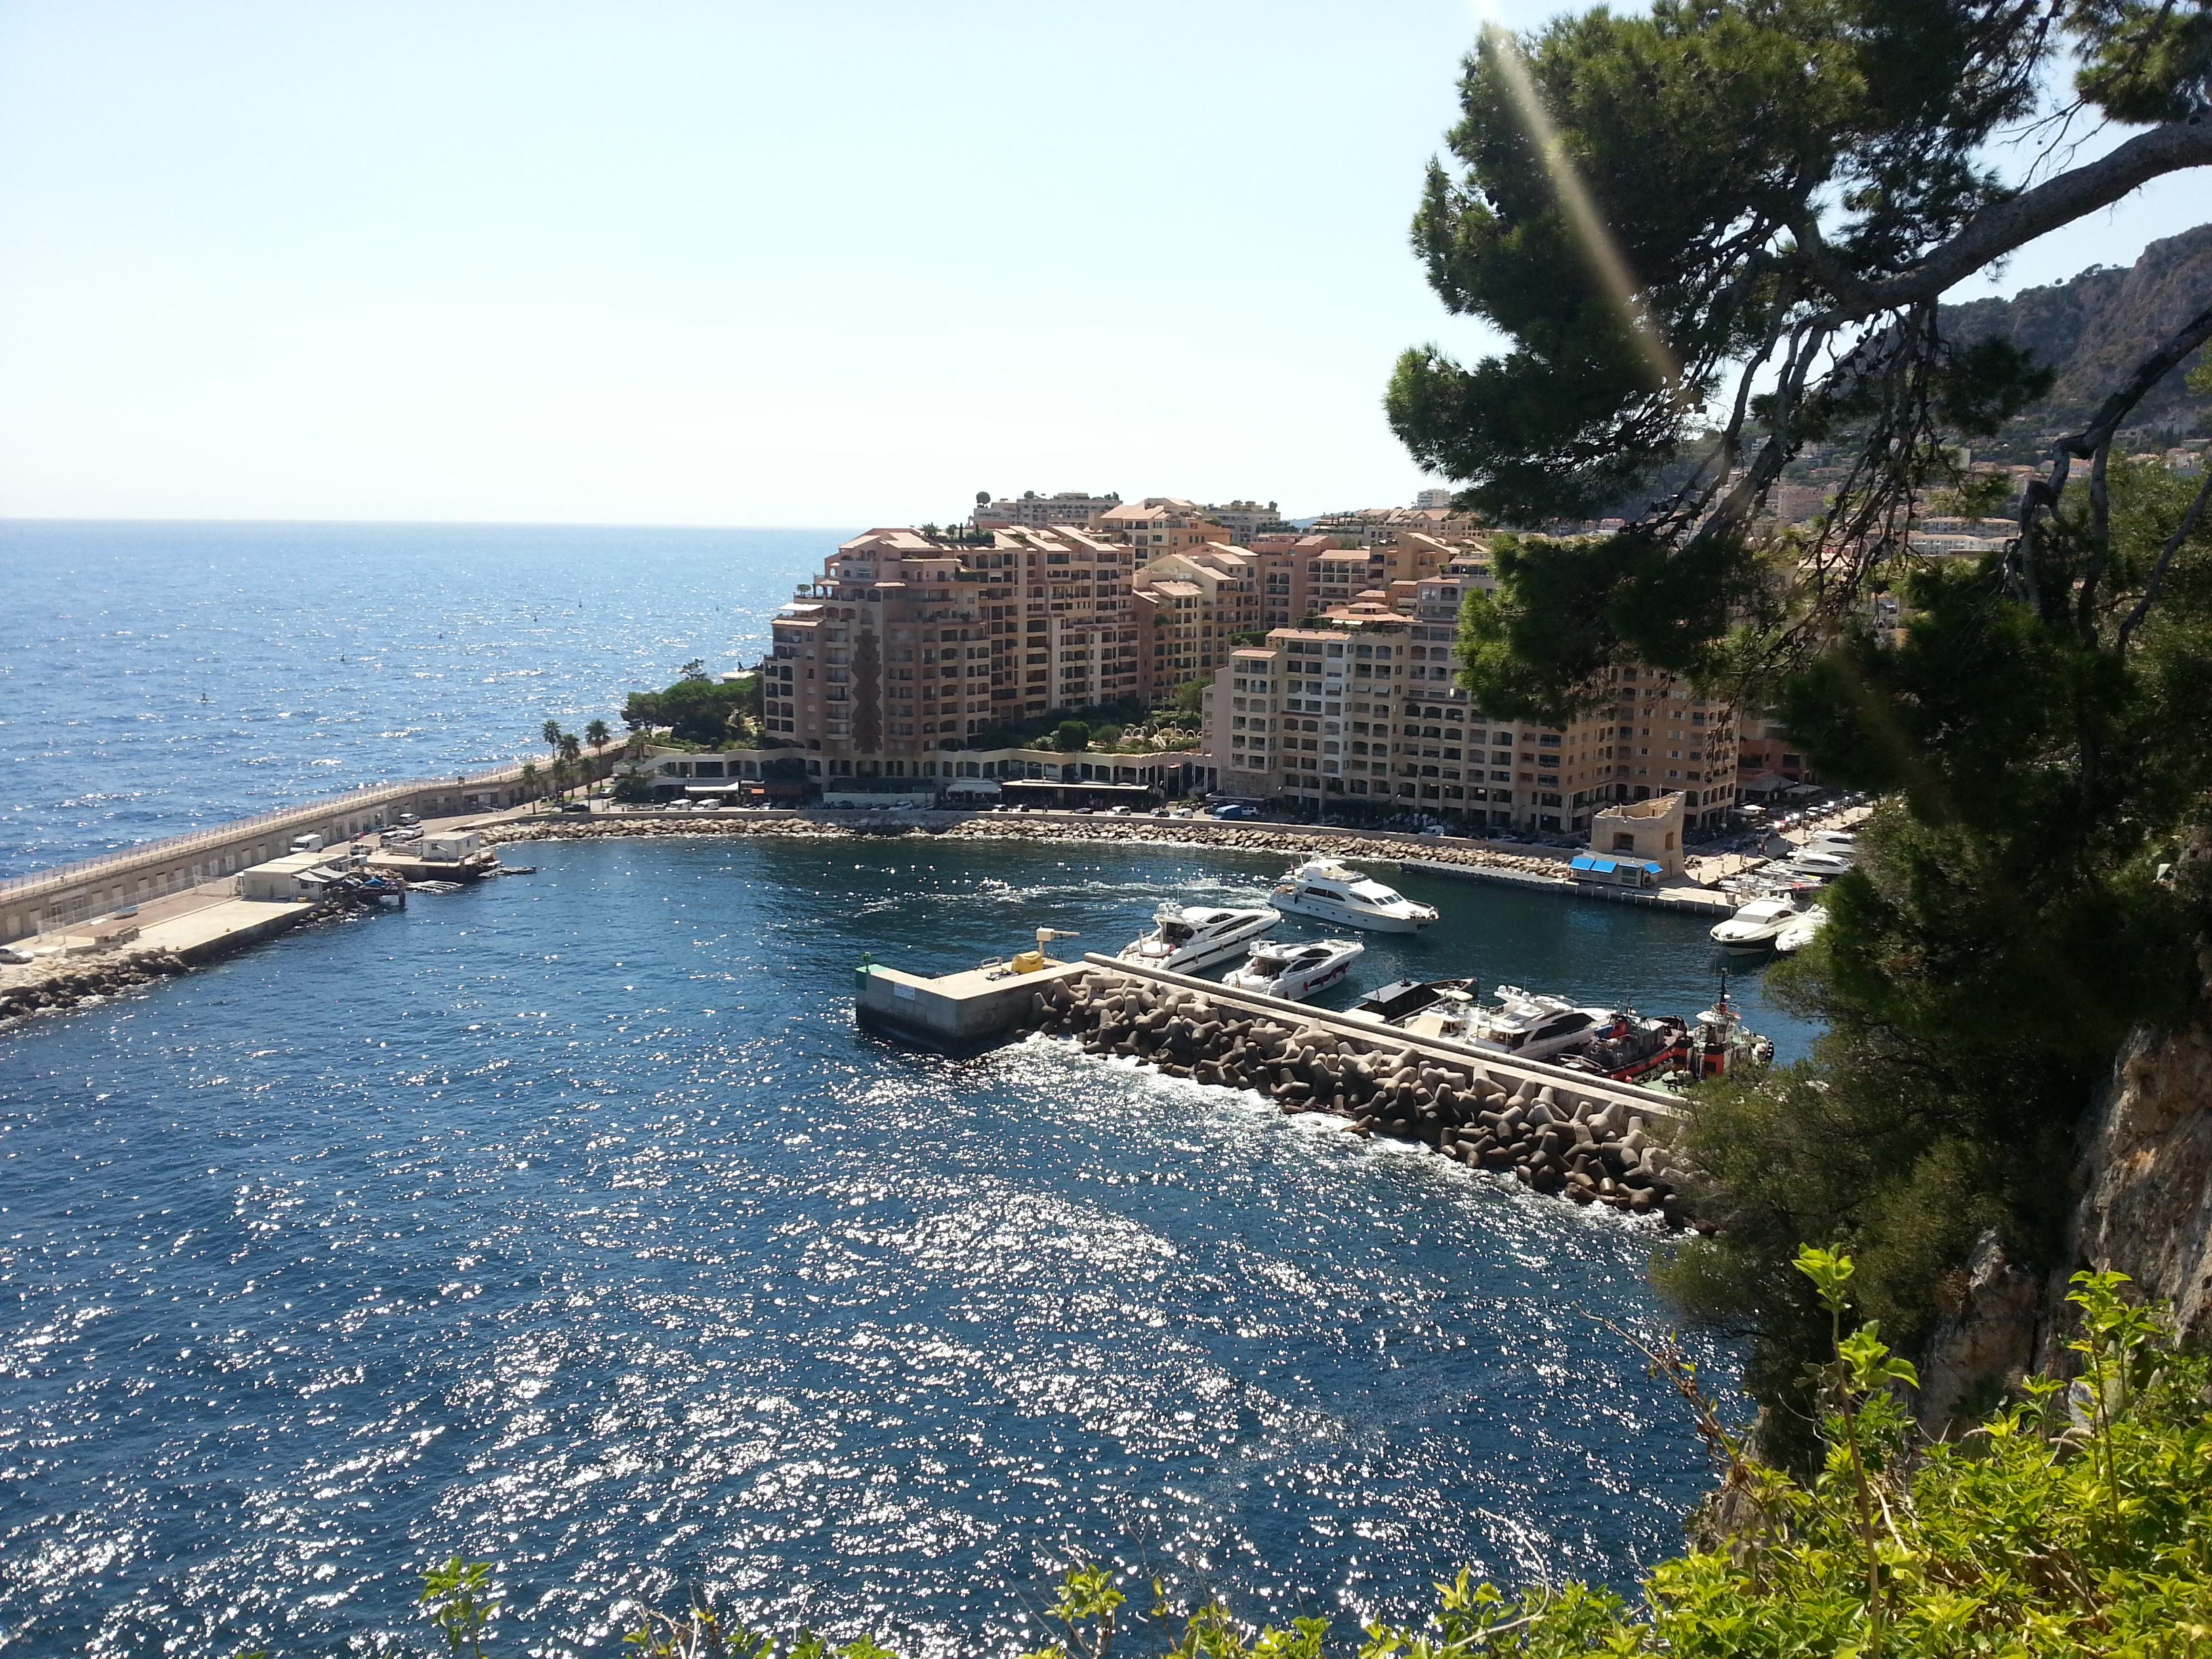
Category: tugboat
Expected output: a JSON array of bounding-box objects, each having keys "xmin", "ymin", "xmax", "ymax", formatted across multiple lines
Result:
[
  {"xmin": 1221, "ymin": 936, "xmax": 1365, "ymax": 1001},
  {"xmin": 1269, "ymin": 859, "xmax": 1438, "ymax": 933},
  {"xmin": 1655, "ymin": 974, "xmax": 1776, "ymax": 1088},
  {"xmin": 1118, "ymin": 900, "xmax": 1279, "ymax": 973}
]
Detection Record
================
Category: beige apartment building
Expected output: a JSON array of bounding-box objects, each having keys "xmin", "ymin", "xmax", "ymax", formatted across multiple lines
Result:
[
  {"xmin": 1131, "ymin": 544, "xmax": 1261, "ymax": 701},
  {"xmin": 973, "ymin": 490, "xmax": 1122, "ymax": 530},
  {"xmin": 1097, "ymin": 497, "xmax": 1227, "ymax": 556},
  {"xmin": 1210, "ymin": 557, "xmax": 1737, "ymax": 834},
  {"xmin": 1201, "ymin": 499, "xmax": 1290, "ymax": 543},
  {"xmin": 765, "ymin": 525, "xmax": 1141, "ymax": 779}
]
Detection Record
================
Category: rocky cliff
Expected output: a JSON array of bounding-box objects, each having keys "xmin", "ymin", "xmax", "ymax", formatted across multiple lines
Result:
[
  {"xmin": 2054, "ymin": 966, "xmax": 2212, "ymax": 1351},
  {"xmin": 1917, "ymin": 949, "xmax": 2212, "ymax": 1433},
  {"xmin": 1942, "ymin": 221, "xmax": 2212, "ymax": 459}
]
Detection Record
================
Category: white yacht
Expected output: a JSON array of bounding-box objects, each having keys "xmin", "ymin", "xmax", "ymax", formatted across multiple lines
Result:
[
  {"xmin": 1710, "ymin": 894, "xmax": 1803, "ymax": 952},
  {"xmin": 1221, "ymin": 937, "xmax": 1365, "ymax": 1001},
  {"xmin": 1269, "ymin": 859, "xmax": 1438, "ymax": 933},
  {"xmin": 1349, "ymin": 979, "xmax": 1689, "ymax": 1080},
  {"xmin": 1118, "ymin": 901, "xmax": 1279, "ymax": 973},
  {"xmin": 1786, "ymin": 847, "xmax": 1853, "ymax": 878},
  {"xmin": 1774, "ymin": 904, "xmax": 1829, "ymax": 954}
]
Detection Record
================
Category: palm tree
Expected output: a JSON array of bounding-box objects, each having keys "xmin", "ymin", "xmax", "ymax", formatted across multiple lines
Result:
[
  {"xmin": 519, "ymin": 759, "xmax": 541, "ymax": 808},
  {"xmin": 557, "ymin": 732, "xmax": 583, "ymax": 801},
  {"xmin": 541, "ymin": 719, "xmax": 563, "ymax": 769},
  {"xmin": 585, "ymin": 718, "xmax": 610, "ymax": 760}
]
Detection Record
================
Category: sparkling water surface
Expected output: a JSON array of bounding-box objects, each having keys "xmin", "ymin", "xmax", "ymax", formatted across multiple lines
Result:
[
  {"xmin": 0, "ymin": 838, "xmax": 1771, "ymax": 1658},
  {"xmin": 0, "ymin": 520, "xmax": 829, "ymax": 874}
]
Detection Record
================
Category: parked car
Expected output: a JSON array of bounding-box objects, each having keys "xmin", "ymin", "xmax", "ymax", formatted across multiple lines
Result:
[
  {"xmin": 397, "ymin": 813, "xmax": 420, "ymax": 827},
  {"xmin": 1210, "ymin": 803, "xmax": 1259, "ymax": 821},
  {"xmin": 559, "ymin": 800, "xmax": 591, "ymax": 815},
  {"xmin": 289, "ymin": 833, "xmax": 325, "ymax": 853},
  {"xmin": 0, "ymin": 945, "xmax": 33, "ymax": 966}
]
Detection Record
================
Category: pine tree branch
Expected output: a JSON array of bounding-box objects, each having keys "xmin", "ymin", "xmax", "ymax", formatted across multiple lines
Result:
[{"xmin": 1804, "ymin": 119, "xmax": 2212, "ymax": 323}]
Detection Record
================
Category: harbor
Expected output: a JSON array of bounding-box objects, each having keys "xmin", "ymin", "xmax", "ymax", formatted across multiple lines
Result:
[
  {"xmin": 1, "ymin": 791, "xmax": 1857, "ymax": 1032},
  {"xmin": 0, "ymin": 829, "xmax": 1752, "ymax": 1647}
]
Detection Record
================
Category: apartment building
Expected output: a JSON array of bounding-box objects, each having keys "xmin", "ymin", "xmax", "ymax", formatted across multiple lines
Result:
[
  {"xmin": 1201, "ymin": 499, "xmax": 1290, "ymax": 544},
  {"xmin": 1307, "ymin": 504, "xmax": 1486, "ymax": 546},
  {"xmin": 1130, "ymin": 545, "xmax": 1261, "ymax": 702},
  {"xmin": 973, "ymin": 490, "xmax": 1122, "ymax": 530},
  {"xmin": 1210, "ymin": 558, "xmax": 1737, "ymax": 834},
  {"xmin": 1250, "ymin": 533, "xmax": 1332, "ymax": 628},
  {"xmin": 1097, "ymin": 497, "xmax": 1227, "ymax": 556},
  {"xmin": 765, "ymin": 525, "xmax": 1141, "ymax": 777},
  {"xmin": 1304, "ymin": 532, "xmax": 1463, "ymax": 613}
]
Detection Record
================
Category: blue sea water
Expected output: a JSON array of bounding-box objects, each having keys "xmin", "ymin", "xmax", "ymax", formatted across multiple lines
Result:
[
  {"xmin": 0, "ymin": 522, "xmax": 1803, "ymax": 1656},
  {"xmin": 1, "ymin": 837, "xmax": 1768, "ymax": 1658},
  {"xmin": 0, "ymin": 521, "xmax": 833, "ymax": 875}
]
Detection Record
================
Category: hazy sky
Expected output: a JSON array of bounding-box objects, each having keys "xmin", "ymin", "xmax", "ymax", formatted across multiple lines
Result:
[{"xmin": 1, "ymin": 2, "xmax": 2204, "ymax": 527}]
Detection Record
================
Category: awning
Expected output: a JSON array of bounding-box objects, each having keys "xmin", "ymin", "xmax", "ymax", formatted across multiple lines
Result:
[{"xmin": 1570, "ymin": 855, "xmax": 1616, "ymax": 874}]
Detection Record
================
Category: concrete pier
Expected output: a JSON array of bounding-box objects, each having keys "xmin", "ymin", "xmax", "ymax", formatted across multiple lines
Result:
[
  {"xmin": 1395, "ymin": 857, "xmax": 1739, "ymax": 918},
  {"xmin": 855, "ymin": 956, "xmax": 1090, "ymax": 1050}
]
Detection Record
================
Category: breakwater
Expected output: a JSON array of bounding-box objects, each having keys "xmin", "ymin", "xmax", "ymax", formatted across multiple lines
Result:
[
  {"xmin": 0, "ymin": 766, "xmax": 533, "ymax": 944},
  {"xmin": 1024, "ymin": 967, "xmax": 1692, "ymax": 1225},
  {"xmin": 485, "ymin": 807, "xmax": 1582, "ymax": 881}
]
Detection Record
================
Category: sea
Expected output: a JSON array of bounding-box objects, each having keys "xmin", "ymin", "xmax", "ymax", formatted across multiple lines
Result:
[{"xmin": 0, "ymin": 524, "xmax": 1798, "ymax": 1657}]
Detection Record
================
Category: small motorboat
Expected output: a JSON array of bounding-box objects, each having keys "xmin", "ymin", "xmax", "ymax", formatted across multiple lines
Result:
[
  {"xmin": 1221, "ymin": 936, "xmax": 1365, "ymax": 1001},
  {"xmin": 1270, "ymin": 859, "xmax": 1438, "ymax": 933},
  {"xmin": 1553, "ymin": 1010, "xmax": 1692, "ymax": 1082},
  {"xmin": 1118, "ymin": 901, "xmax": 1279, "ymax": 973},
  {"xmin": 1774, "ymin": 904, "xmax": 1829, "ymax": 954},
  {"xmin": 1710, "ymin": 894, "xmax": 1803, "ymax": 952}
]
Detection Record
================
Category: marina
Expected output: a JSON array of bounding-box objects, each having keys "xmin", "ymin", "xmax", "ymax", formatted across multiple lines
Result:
[{"xmin": 1, "ymin": 833, "xmax": 1760, "ymax": 1652}]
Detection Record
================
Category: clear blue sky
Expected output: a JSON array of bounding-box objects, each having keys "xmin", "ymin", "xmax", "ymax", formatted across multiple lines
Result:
[{"xmin": 0, "ymin": 2, "xmax": 2202, "ymax": 527}]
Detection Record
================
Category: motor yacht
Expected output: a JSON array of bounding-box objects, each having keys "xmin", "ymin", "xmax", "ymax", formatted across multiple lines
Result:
[
  {"xmin": 1774, "ymin": 905, "xmax": 1829, "ymax": 954},
  {"xmin": 1118, "ymin": 901, "xmax": 1279, "ymax": 973},
  {"xmin": 1351, "ymin": 978, "xmax": 1689, "ymax": 1080},
  {"xmin": 1786, "ymin": 847, "xmax": 1853, "ymax": 878},
  {"xmin": 1221, "ymin": 937, "xmax": 1365, "ymax": 1001},
  {"xmin": 1269, "ymin": 859, "xmax": 1438, "ymax": 933},
  {"xmin": 1710, "ymin": 894, "xmax": 1803, "ymax": 951}
]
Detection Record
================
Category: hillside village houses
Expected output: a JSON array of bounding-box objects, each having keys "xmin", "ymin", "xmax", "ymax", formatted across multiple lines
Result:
[{"xmin": 713, "ymin": 492, "xmax": 1746, "ymax": 834}]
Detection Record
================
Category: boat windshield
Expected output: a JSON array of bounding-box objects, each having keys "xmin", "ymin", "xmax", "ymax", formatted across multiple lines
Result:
[{"xmin": 1349, "ymin": 881, "xmax": 1403, "ymax": 904}]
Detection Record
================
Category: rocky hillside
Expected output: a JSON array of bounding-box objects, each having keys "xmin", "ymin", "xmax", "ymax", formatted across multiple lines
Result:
[{"xmin": 1942, "ymin": 222, "xmax": 2212, "ymax": 459}]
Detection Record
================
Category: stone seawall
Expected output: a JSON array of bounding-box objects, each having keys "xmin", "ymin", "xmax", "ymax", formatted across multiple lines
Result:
[
  {"xmin": 484, "ymin": 811, "xmax": 1579, "ymax": 880},
  {"xmin": 1026, "ymin": 970, "xmax": 1696, "ymax": 1226}
]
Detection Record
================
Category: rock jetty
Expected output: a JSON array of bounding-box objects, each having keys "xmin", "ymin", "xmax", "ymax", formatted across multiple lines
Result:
[
  {"xmin": 487, "ymin": 811, "xmax": 1574, "ymax": 882},
  {"xmin": 0, "ymin": 949, "xmax": 190, "ymax": 1022},
  {"xmin": 1027, "ymin": 970, "xmax": 1697, "ymax": 1227}
]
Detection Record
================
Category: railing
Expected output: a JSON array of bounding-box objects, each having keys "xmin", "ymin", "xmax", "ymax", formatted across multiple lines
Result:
[{"xmin": 0, "ymin": 758, "xmax": 531, "ymax": 900}]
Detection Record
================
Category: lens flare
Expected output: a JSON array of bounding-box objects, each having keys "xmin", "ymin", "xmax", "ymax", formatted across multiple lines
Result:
[{"xmin": 1474, "ymin": 12, "xmax": 1681, "ymax": 398}]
